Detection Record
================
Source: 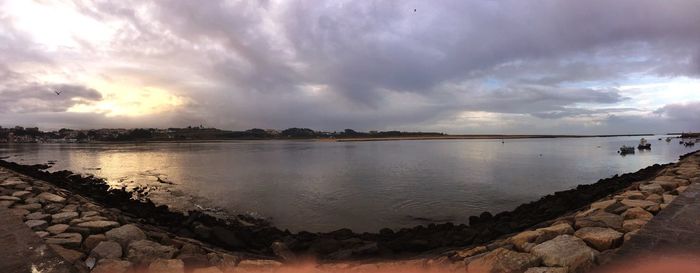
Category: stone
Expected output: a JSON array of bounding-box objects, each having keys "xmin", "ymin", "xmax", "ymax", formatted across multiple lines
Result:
[
  {"xmin": 8, "ymin": 208, "xmax": 30, "ymax": 217},
  {"xmin": 590, "ymin": 200, "xmax": 616, "ymax": 210},
  {"xmin": 624, "ymin": 230, "xmax": 639, "ymax": 242},
  {"xmin": 466, "ymin": 248, "xmax": 540, "ymax": 273},
  {"xmin": 271, "ymin": 241, "xmax": 296, "ymax": 261},
  {"xmin": 45, "ymin": 233, "xmax": 83, "ymax": 248},
  {"xmin": 81, "ymin": 211, "xmax": 100, "ymax": 218},
  {"xmin": 84, "ymin": 234, "xmax": 107, "ymax": 250},
  {"xmin": 538, "ymin": 223, "xmax": 574, "ymax": 237},
  {"xmin": 25, "ymin": 212, "xmax": 50, "ymax": 221},
  {"xmin": 662, "ymin": 194, "xmax": 676, "ymax": 204},
  {"xmin": 148, "ymin": 259, "xmax": 185, "ymax": 273},
  {"xmin": 48, "ymin": 244, "xmax": 85, "ymax": 263},
  {"xmin": 0, "ymin": 196, "xmax": 20, "ymax": 201},
  {"xmin": 37, "ymin": 192, "xmax": 66, "ymax": 203},
  {"xmin": 511, "ymin": 230, "xmax": 543, "ymax": 252},
  {"xmin": 106, "ymin": 224, "xmax": 147, "ymax": 248},
  {"xmin": 620, "ymin": 191, "xmax": 646, "ymax": 200},
  {"xmin": 645, "ymin": 194, "xmax": 663, "ymax": 203},
  {"xmin": 573, "ymin": 227, "xmax": 623, "ymax": 251},
  {"xmin": 524, "ymin": 267, "xmax": 568, "ymax": 273},
  {"xmin": 0, "ymin": 200, "xmax": 15, "ymax": 208},
  {"xmin": 677, "ymin": 186, "xmax": 688, "ymax": 193},
  {"xmin": 575, "ymin": 211, "xmax": 623, "ymax": 230},
  {"xmin": 90, "ymin": 240, "xmax": 123, "ymax": 259},
  {"xmin": 509, "ymin": 224, "xmax": 574, "ymax": 252},
  {"xmin": 620, "ymin": 199, "xmax": 657, "ymax": 209},
  {"xmin": 531, "ymin": 235, "xmax": 598, "ymax": 273},
  {"xmin": 77, "ymin": 220, "xmax": 120, "ymax": 232},
  {"xmin": 622, "ymin": 219, "xmax": 648, "ymax": 232},
  {"xmin": 654, "ymin": 181, "xmax": 679, "ymax": 191},
  {"xmin": 639, "ymin": 184, "xmax": 664, "ymax": 195},
  {"xmin": 14, "ymin": 203, "xmax": 41, "ymax": 211},
  {"xmin": 11, "ymin": 191, "xmax": 31, "ymax": 198},
  {"xmin": 46, "ymin": 224, "xmax": 70, "ymax": 235},
  {"xmin": 193, "ymin": 266, "xmax": 224, "ymax": 273},
  {"xmin": 35, "ymin": 231, "xmax": 50, "ymax": 238},
  {"xmin": 126, "ymin": 239, "xmax": 177, "ymax": 265},
  {"xmin": 622, "ymin": 207, "xmax": 653, "ymax": 221},
  {"xmin": 91, "ymin": 259, "xmax": 133, "ymax": 273},
  {"xmin": 455, "ymin": 246, "xmax": 489, "ymax": 259},
  {"xmin": 25, "ymin": 219, "xmax": 48, "ymax": 230},
  {"xmin": 43, "ymin": 203, "xmax": 64, "ymax": 214},
  {"xmin": 51, "ymin": 211, "xmax": 79, "ymax": 224},
  {"xmin": 646, "ymin": 204, "xmax": 660, "ymax": 214}
]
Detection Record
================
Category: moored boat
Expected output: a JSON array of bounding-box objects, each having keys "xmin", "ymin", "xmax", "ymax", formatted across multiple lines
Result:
[
  {"xmin": 637, "ymin": 138, "xmax": 651, "ymax": 150},
  {"xmin": 619, "ymin": 145, "xmax": 635, "ymax": 155}
]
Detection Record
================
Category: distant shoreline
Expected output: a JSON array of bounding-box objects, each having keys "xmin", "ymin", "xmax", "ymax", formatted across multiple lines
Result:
[{"xmin": 324, "ymin": 133, "xmax": 658, "ymax": 142}]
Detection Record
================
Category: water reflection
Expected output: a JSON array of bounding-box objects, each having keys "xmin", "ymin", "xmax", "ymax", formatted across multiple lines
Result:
[{"xmin": 1, "ymin": 136, "xmax": 697, "ymax": 232}]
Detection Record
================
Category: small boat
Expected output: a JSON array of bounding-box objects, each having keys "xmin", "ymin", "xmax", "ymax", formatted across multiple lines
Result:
[
  {"xmin": 666, "ymin": 137, "xmax": 672, "ymax": 142},
  {"xmin": 658, "ymin": 138, "xmax": 662, "ymax": 141},
  {"xmin": 637, "ymin": 138, "xmax": 651, "ymax": 150},
  {"xmin": 685, "ymin": 142, "xmax": 695, "ymax": 147},
  {"xmin": 620, "ymin": 145, "xmax": 635, "ymax": 155}
]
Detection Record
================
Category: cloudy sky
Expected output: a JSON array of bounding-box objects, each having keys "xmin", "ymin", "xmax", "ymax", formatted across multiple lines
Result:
[{"xmin": 1, "ymin": 0, "xmax": 699, "ymax": 134}]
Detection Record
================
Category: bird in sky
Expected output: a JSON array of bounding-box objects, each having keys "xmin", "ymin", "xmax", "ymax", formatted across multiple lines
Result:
[{"xmin": 54, "ymin": 90, "xmax": 62, "ymax": 95}]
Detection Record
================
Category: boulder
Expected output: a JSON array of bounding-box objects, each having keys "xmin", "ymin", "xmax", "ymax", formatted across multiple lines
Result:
[
  {"xmin": 466, "ymin": 248, "xmax": 540, "ymax": 273},
  {"xmin": 90, "ymin": 241, "xmax": 123, "ymax": 259},
  {"xmin": 37, "ymin": 192, "xmax": 66, "ymax": 203},
  {"xmin": 573, "ymin": 227, "xmax": 623, "ymax": 251},
  {"xmin": 622, "ymin": 219, "xmax": 648, "ymax": 232},
  {"xmin": 11, "ymin": 191, "xmax": 31, "ymax": 198},
  {"xmin": 106, "ymin": 224, "xmax": 147, "ymax": 248},
  {"xmin": 48, "ymin": 244, "xmax": 85, "ymax": 263},
  {"xmin": 25, "ymin": 219, "xmax": 48, "ymax": 230},
  {"xmin": 51, "ymin": 211, "xmax": 79, "ymax": 224},
  {"xmin": 662, "ymin": 194, "xmax": 676, "ymax": 204},
  {"xmin": 455, "ymin": 246, "xmax": 489, "ymax": 259},
  {"xmin": 148, "ymin": 259, "xmax": 185, "ymax": 273},
  {"xmin": 46, "ymin": 224, "xmax": 70, "ymax": 235},
  {"xmin": 77, "ymin": 220, "xmax": 120, "ymax": 233},
  {"xmin": 621, "ymin": 207, "xmax": 653, "ymax": 221},
  {"xmin": 590, "ymin": 200, "xmax": 616, "ymax": 210},
  {"xmin": 574, "ymin": 211, "xmax": 623, "ymax": 230},
  {"xmin": 91, "ymin": 259, "xmax": 133, "ymax": 273},
  {"xmin": 126, "ymin": 239, "xmax": 177, "ymax": 265},
  {"xmin": 639, "ymin": 184, "xmax": 663, "ymax": 195},
  {"xmin": 531, "ymin": 235, "xmax": 598, "ymax": 273},
  {"xmin": 644, "ymin": 194, "xmax": 663, "ymax": 203},
  {"xmin": 45, "ymin": 233, "xmax": 83, "ymax": 248},
  {"xmin": 25, "ymin": 212, "xmax": 51, "ymax": 221},
  {"xmin": 619, "ymin": 191, "xmax": 645, "ymax": 200},
  {"xmin": 620, "ymin": 199, "xmax": 656, "ymax": 210},
  {"xmin": 524, "ymin": 267, "xmax": 568, "ymax": 273},
  {"xmin": 84, "ymin": 234, "xmax": 107, "ymax": 250},
  {"xmin": 653, "ymin": 181, "xmax": 678, "ymax": 191},
  {"xmin": 193, "ymin": 266, "xmax": 224, "ymax": 273}
]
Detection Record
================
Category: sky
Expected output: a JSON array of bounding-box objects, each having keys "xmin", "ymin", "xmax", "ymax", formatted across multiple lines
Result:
[{"xmin": 1, "ymin": 0, "xmax": 700, "ymax": 134}]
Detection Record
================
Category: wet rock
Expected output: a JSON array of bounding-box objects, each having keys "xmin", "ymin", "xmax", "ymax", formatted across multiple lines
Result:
[
  {"xmin": 37, "ymin": 192, "xmax": 66, "ymax": 203},
  {"xmin": 211, "ymin": 226, "xmax": 246, "ymax": 248},
  {"xmin": 51, "ymin": 211, "xmax": 79, "ymax": 224},
  {"xmin": 48, "ymin": 244, "xmax": 85, "ymax": 263},
  {"xmin": 25, "ymin": 219, "xmax": 48, "ymax": 230},
  {"xmin": 573, "ymin": 227, "xmax": 623, "ymax": 251},
  {"xmin": 11, "ymin": 190, "xmax": 31, "ymax": 198},
  {"xmin": 84, "ymin": 234, "xmax": 107, "ymax": 250},
  {"xmin": 271, "ymin": 241, "xmax": 296, "ymax": 261},
  {"xmin": 45, "ymin": 233, "xmax": 83, "ymax": 248},
  {"xmin": 106, "ymin": 224, "xmax": 147, "ymax": 248},
  {"xmin": 620, "ymin": 199, "xmax": 656, "ymax": 210},
  {"xmin": 621, "ymin": 207, "xmax": 653, "ymax": 221},
  {"xmin": 46, "ymin": 224, "xmax": 70, "ymax": 235},
  {"xmin": 524, "ymin": 267, "xmax": 568, "ymax": 273},
  {"xmin": 91, "ymin": 259, "xmax": 133, "ymax": 273},
  {"xmin": 574, "ymin": 211, "xmax": 623, "ymax": 230},
  {"xmin": 194, "ymin": 223, "xmax": 213, "ymax": 240},
  {"xmin": 531, "ymin": 235, "xmax": 598, "ymax": 273},
  {"xmin": 327, "ymin": 242, "xmax": 379, "ymax": 260},
  {"xmin": 90, "ymin": 241, "xmax": 123, "ymax": 259},
  {"xmin": 25, "ymin": 211, "xmax": 50, "ymax": 221},
  {"xmin": 466, "ymin": 247, "xmax": 540, "ymax": 273},
  {"xmin": 76, "ymin": 220, "xmax": 120, "ymax": 233},
  {"xmin": 126, "ymin": 239, "xmax": 177, "ymax": 265},
  {"xmin": 148, "ymin": 259, "xmax": 185, "ymax": 273},
  {"xmin": 207, "ymin": 252, "xmax": 240, "ymax": 269},
  {"xmin": 622, "ymin": 219, "xmax": 647, "ymax": 232},
  {"xmin": 14, "ymin": 203, "xmax": 41, "ymax": 211}
]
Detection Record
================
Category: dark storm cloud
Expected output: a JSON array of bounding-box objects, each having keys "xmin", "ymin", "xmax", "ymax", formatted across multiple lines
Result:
[
  {"xmin": 0, "ymin": 84, "xmax": 103, "ymax": 113},
  {"xmin": 2, "ymin": 0, "xmax": 700, "ymax": 132}
]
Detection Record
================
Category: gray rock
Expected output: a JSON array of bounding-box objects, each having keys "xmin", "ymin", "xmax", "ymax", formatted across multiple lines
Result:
[
  {"xmin": 11, "ymin": 191, "xmax": 32, "ymax": 198},
  {"xmin": 77, "ymin": 220, "xmax": 120, "ymax": 233},
  {"xmin": 25, "ymin": 212, "xmax": 50, "ymax": 221},
  {"xmin": 48, "ymin": 244, "xmax": 85, "ymax": 263},
  {"xmin": 573, "ymin": 227, "xmax": 623, "ymax": 251},
  {"xmin": 25, "ymin": 219, "xmax": 48, "ymax": 230},
  {"xmin": 45, "ymin": 233, "xmax": 83, "ymax": 248},
  {"xmin": 575, "ymin": 211, "xmax": 623, "ymax": 230},
  {"xmin": 90, "ymin": 241, "xmax": 123, "ymax": 259},
  {"xmin": 106, "ymin": 224, "xmax": 147, "ymax": 248},
  {"xmin": 91, "ymin": 259, "xmax": 133, "ymax": 273},
  {"xmin": 84, "ymin": 234, "xmax": 107, "ymax": 250},
  {"xmin": 126, "ymin": 239, "xmax": 177, "ymax": 265},
  {"xmin": 272, "ymin": 241, "xmax": 297, "ymax": 261},
  {"xmin": 37, "ymin": 192, "xmax": 66, "ymax": 203},
  {"xmin": 46, "ymin": 224, "xmax": 70, "ymax": 235},
  {"xmin": 148, "ymin": 258, "xmax": 185, "ymax": 273},
  {"xmin": 81, "ymin": 211, "xmax": 100, "ymax": 218},
  {"xmin": 531, "ymin": 235, "xmax": 598, "ymax": 273},
  {"xmin": 51, "ymin": 211, "xmax": 79, "ymax": 224},
  {"xmin": 466, "ymin": 247, "xmax": 541, "ymax": 273}
]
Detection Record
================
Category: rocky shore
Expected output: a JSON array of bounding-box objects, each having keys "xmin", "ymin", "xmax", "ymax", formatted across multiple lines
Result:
[{"xmin": 0, "ymin": 150, "xmax": 698, "ymax": 272}]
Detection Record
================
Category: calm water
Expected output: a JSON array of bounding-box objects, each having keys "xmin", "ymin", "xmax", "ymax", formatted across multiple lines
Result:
[{"xmin": 1, "ymin": 136, "xmax": 697, "ymax": 232}]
